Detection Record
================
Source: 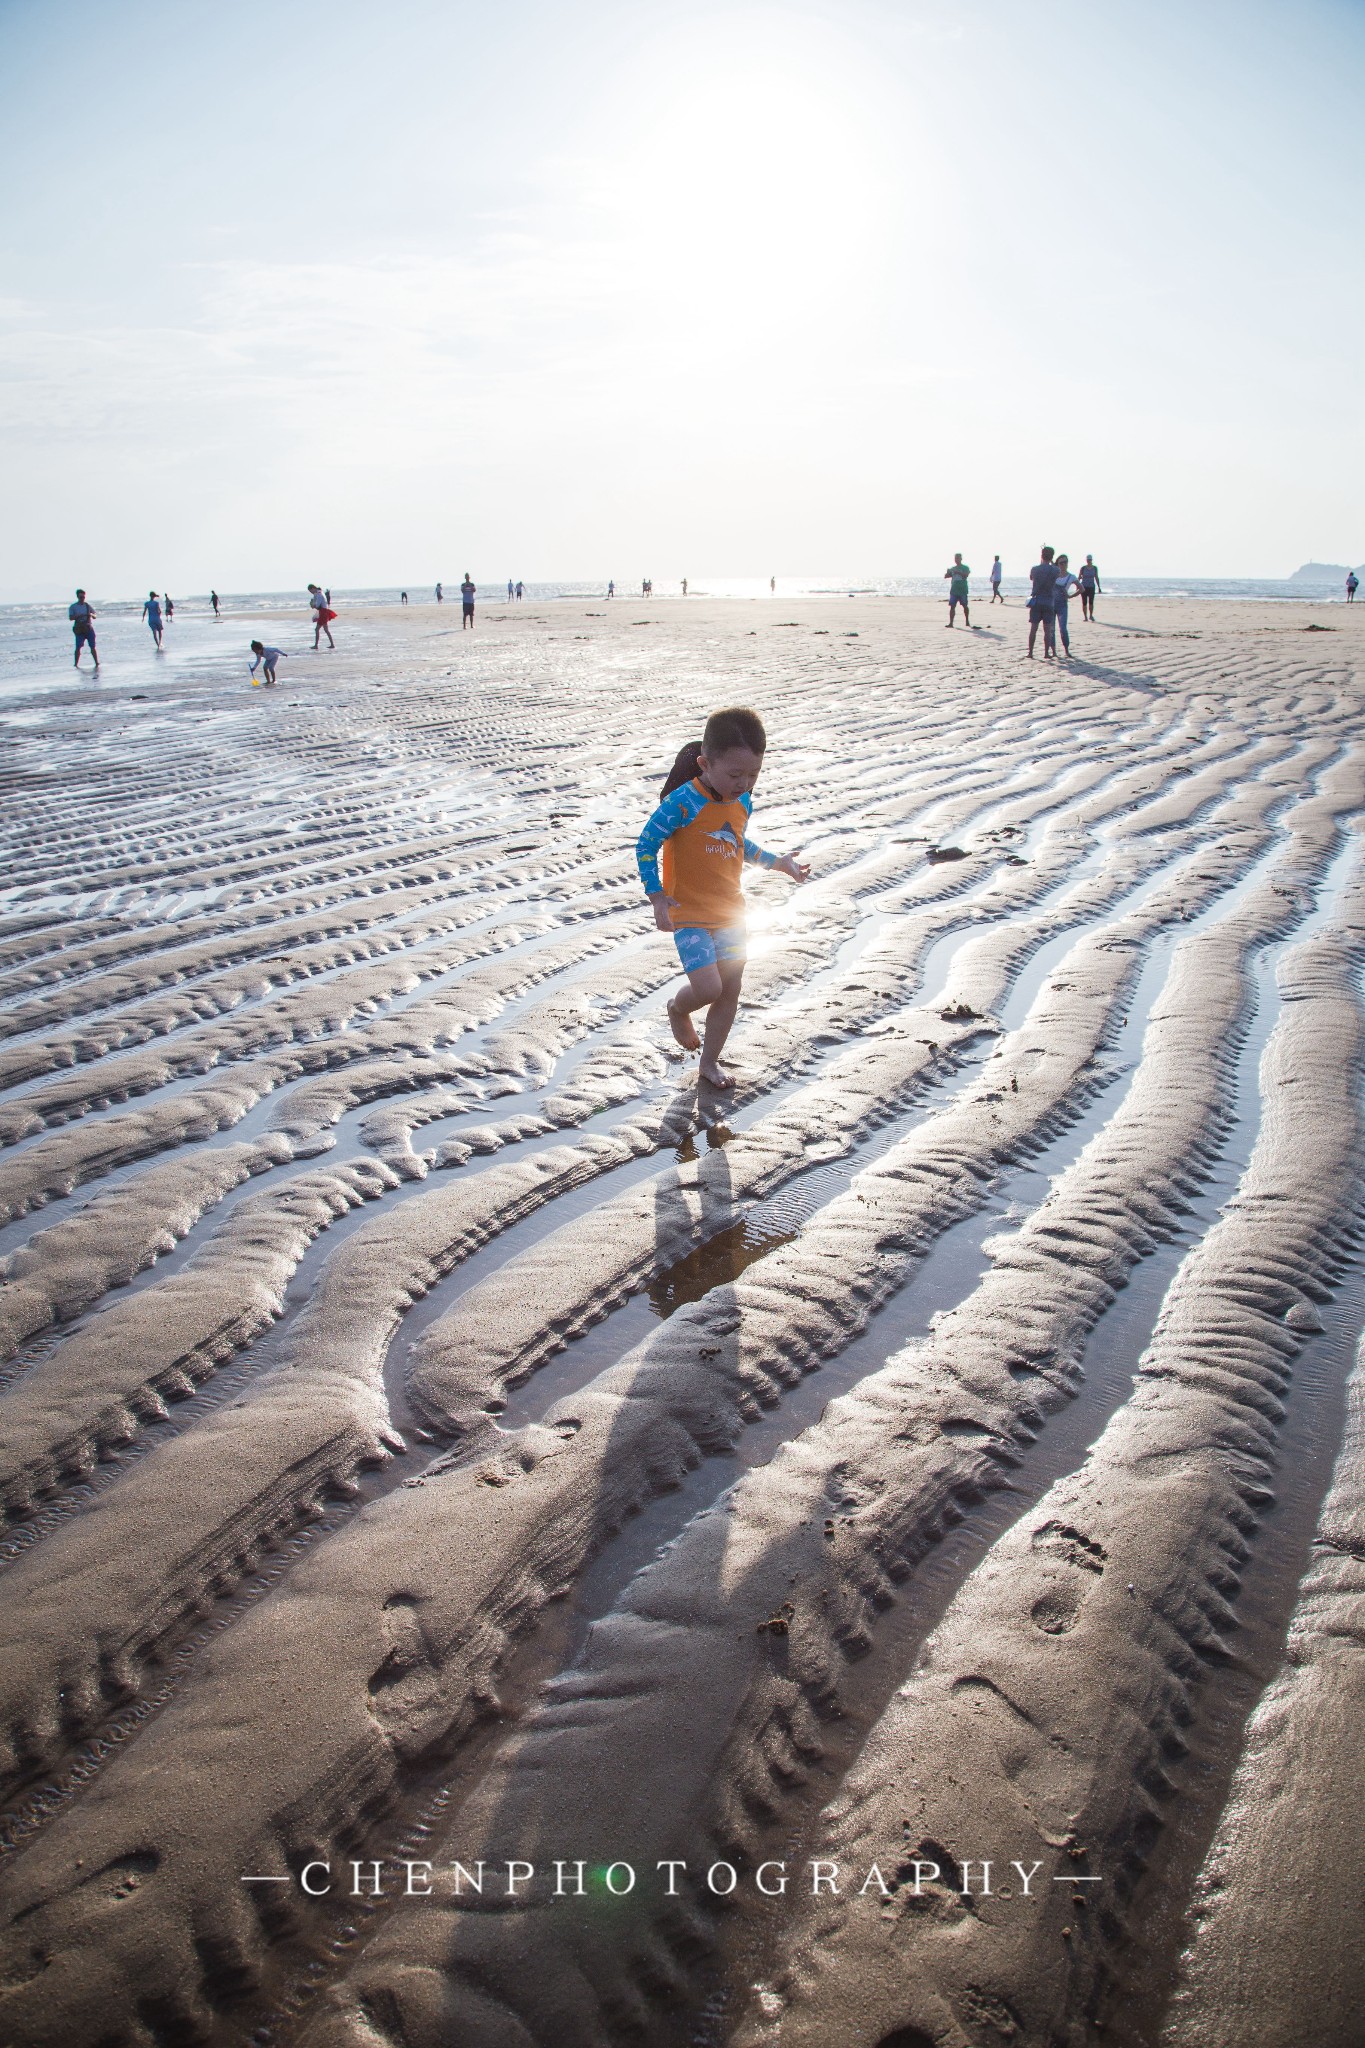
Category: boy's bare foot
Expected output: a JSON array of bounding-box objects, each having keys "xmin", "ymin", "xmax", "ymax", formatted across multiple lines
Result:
[
  {"xmin": 698, "ymin": 1057, "xmax": 733, "ymax": 1089},
  {"xmin": 667, "ymin": 996, "xmax": 700, "ymax": 1052}
]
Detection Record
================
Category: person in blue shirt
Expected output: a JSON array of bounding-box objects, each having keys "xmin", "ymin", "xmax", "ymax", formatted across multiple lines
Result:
[
  {"xmin": 249, "ymin": 641, "xmax": 287, "ymax": 686},
  {"xmin": 1052, "ymin": 554, "xmax": 1082, "ymax": 655},
  {"xmin": 142, "ymin": 591, "xmax": 164, "ymax": 647},
  {"xmin": 1077, "ymin": 556, "xmax": 1101, "ymax": 620},
  {"xmin": 1026, "ymin": 548, "xmax": 1057, "ymax": 659},
  {"xmin": 69, "ymin": 590, "xmax": 98, "ymax": 668}
]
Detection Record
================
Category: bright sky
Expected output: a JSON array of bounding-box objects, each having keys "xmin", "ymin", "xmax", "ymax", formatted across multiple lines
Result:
[{"xmin": 1, "ymin": 0, "xmax": 1360, "ymax": 597}]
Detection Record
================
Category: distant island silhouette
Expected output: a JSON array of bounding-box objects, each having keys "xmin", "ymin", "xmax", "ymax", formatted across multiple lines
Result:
[{"xmin": 1290, "ymin": 561, "xmax": 1361, "ymax": 581}]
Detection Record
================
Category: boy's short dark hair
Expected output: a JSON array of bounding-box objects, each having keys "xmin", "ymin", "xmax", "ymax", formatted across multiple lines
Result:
[{"xmin": 702, "ymin": 706, "xmax": 766, "ymax": 758}]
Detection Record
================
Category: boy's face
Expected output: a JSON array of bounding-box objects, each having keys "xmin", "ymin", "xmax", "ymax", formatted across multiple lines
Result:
[{"xmin": 699, "ymin": 744, "xmax": 764, "ymax": 801}]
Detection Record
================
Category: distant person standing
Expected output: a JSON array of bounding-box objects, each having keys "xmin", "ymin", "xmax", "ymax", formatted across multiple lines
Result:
[
  {"xmin": 1077, "ymin": 555, "xmax": 1101, "ymax": 620},
  {"xmin": 307, "ymin": 583, "xmax": 336, "ymax": 649},
  {"xmin": 682, "ymin": 578, "xmax": 688, "ymax": 596},
  {"xmin": 1053, "ymin": 554, "xmax": 1081, "ymax": 655},
  {"xmin": 1026, "ymin": 547, "xmax": 1058, "ymax": 659},
  {"xmin": 210, "ymin": 589, "xmax": 220, "ymax": 617},
  {"xmin": 943, "ymin": 553, "xmax": 971, "ymax": 628},
  {"xmin": 143, "ymin": 591, "xmax": 164, "ymax": 647},
  {"xmin": 515, "ymin": 580, "xmax": 524, "ymax": 600},
  {"xmin": 770, "ymin": 575, "xmax": 776, "ymax": 593},
  {"xmin": 401, "ymin": 590, "xmax": 408, "ymax": 603},
  {"xmin": 460, "ymin": 572, "xmax": 476, "ymax": 628},
  {"xmin": 507, "ymin": 578, "xmax": 514, "ymax": 600},
  {"xmin": 1347, "ymin": 570, "xmax": 1359, "ymax": 604},
  {"xmin": 608, "ymin": 579, "xmax": 615, "ymax": 598},
  {"xmin": 69, "ymin": 589, "xmax": 98, "ymax": 668},
  {"xmin": 990, "ymin": 556, "xmax": 1003, "ymax": 602},
  {"xmin": 164, "ymin": 594, "xmax": 174, "ymax": 622},
  {"xmin": 436, "ymin": 582, "xmax": 444, "ymax": 603}
]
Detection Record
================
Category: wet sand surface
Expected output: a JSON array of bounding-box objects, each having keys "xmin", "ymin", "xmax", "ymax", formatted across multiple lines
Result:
[{"xmin": 0, "ymin": 593, "xmax": 1361, "ymax": 2048}]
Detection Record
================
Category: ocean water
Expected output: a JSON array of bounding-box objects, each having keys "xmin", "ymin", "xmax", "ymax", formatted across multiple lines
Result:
[{"xmin": 0, "ymin": 575, "xmax": 1353, "ymax": 698}]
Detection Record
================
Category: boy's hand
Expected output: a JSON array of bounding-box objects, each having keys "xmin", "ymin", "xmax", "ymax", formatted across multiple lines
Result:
[
  {"xmin": 776, "ymin": 853, "xmax": 811, "ymax": 884},
  {"xmin": 649, "ymin": 892, "xmax": 679, "ymax": 930}
]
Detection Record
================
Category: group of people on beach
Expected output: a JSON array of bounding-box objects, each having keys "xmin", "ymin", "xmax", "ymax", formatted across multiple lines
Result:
[
  {"xmin": 940, "ymin": 551, "xmax": 1100, "ymax": 653},
  {"xmin": 1026, "ymin": 547, "xmax": 1100, "ymax": 657}
]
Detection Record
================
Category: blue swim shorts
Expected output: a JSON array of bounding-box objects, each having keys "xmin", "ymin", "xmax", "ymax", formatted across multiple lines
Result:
[{"xmin": 673, "ymin": 923, "xmax": 747, "ymax": 974}]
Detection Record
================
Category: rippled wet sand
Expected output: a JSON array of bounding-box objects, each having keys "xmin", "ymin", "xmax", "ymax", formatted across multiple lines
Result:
[{"xmin": 0, "ymin": 594, "xmax": 1362, "ymax": 2048}]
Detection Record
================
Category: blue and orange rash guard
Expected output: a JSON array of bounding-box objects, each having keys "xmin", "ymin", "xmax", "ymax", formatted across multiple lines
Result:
[{"xmin": 636, "ymin": 779, "xmax": 777, "ymax": 930}]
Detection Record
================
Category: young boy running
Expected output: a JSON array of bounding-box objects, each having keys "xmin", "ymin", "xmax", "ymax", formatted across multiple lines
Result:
[{"xmin": 636, "ymin": 706, "xmax": 809, "ymax": 1089}]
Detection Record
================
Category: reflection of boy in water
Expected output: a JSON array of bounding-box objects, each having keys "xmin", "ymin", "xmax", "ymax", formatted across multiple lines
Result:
[{"xmin": 636, "ymin": 706, "xmax": 809, "ymax": 1090}]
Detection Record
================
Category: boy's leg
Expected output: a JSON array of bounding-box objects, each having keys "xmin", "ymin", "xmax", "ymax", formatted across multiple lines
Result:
[
  {"xmin": 667, "ymin": 959, "xmax": 721, "ymax": 1051},
  {"xmin": 699, "ymin": 958, "xmax": 745, "ymax": 1087}
]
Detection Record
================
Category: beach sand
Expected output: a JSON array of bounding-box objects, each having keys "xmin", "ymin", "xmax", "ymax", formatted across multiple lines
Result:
[{"xmin": 0, "ymin": 593, "xmax": 1361, "ymax": 2048}]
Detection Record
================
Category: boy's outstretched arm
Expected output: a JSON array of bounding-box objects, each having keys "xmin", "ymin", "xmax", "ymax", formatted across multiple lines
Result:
[{"xmin": 741, "ymin": 832, "xmax": 810, "ymax": 884}]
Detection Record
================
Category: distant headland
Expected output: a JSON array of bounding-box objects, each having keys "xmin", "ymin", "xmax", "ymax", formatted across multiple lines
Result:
[{"xmin": 1290, "ymin": 561, "xmax": 1361, "ymax": 581}]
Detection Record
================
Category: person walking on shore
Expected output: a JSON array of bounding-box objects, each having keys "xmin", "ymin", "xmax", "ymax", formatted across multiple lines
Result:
[
  {"xmin": 1053, "ymin": 554, "xmax": 1081, "ymax": 655},
  {"xmin": 990, "ymin": 556, "xmax": 1003, "ymax": 602},
  {"xmin": 636, "ymin": 705, "xmax": 810, "ymax": 1090},
  {"xmin": 608, "ymin": 579, "xmax": 615, "ymax": 598},
  {"xmin": 682, "ymin": 578, "xmax": 688, "ymax": 596},
  {"xmin": 1026, "ymin": 548, "xmax": 1057, "ymax": 658},
  {"xmin": 307, "ymin": 584, "xmax": 335, "ymax": 649},
  {"xmin": 436, "ymin": 582, "xmax": 444, "ymax": 603},
  {"xmin": 943, "ymin": 553, "xmax": 972, "ymax": 628},
  {"xmin": 210, "ymin": 590, "xmax": 220, "ymax": 618},
  {"xmin": 143, "ymin": 591, "xmax": 164, "ymax": 648},
  {"xmin": 1077, "ymin": 555, "xmax": 1101, "ymax": 620},
  {"xmin": 401, "ymin": 590, "xmax": 408, "ymax": 603},
  {"xmin": 516, "ymin": 581, "xmax": 524, "ymax": 600},
  {"xmin": 508, "ymin": 578, "xmax": 514, "ymax": 600},
  {"xmin": 69, "ymin": 590, "xmax": 98, "ymax": 667},
  {"xmin": 1348, "ymin": 570, "xmax": 1359, "ymax": 604},
  {"xmin": 460, "ymin": 573, "xmax": 476, "ymax": 628}
]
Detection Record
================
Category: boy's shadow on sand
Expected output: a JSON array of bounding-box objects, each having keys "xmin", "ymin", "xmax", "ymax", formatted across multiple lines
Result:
[{"xmin": 1063, "ymin": 655, "xmax": 1165, "ymax": 692}]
